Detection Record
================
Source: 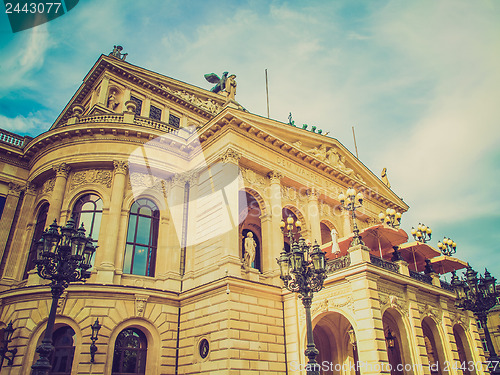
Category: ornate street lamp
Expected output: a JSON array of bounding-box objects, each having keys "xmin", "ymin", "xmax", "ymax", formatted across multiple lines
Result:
[
  {"xmin": 338, "ymin": 188, "xmax": 364, "ymax": 247},
  {"xmin": 90, "ymin": 318, "xmax": 102, "ymax": 363},
  {"xmin": 379, "ymin": 208, "xmax": 402, "ymax": 229},
  {"xmin": 411, "ymin": 223, "xmax": 432, "ymax": 243},
  {"xmin": 437, "ymin": 237, "xmax": 456, "ymax": 256},
  {"xmin": 0, "ymin": 321, "xmax": 17, "ymax": 369},
  {"xmin": 277, "ymin": 216, "xmax": 327, "ymax": 375},
  {"xmin": 31, "ymin": 218, "xmax": 95, "ymax": 375},
  {"xmin": 452, "ymin": 267, "xmax": 500, "ymax": 375}
]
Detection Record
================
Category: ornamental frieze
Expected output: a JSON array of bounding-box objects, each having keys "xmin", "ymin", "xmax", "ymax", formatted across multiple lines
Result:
[
  {"xmin": 173, "ymin": 89, "xmax": 221, "ymax": 115},
  {"xmin": 69, "ymin": 169, "xmax": 113, "ymax": 191},
  {"xmin": 306, "ymin": 144, "xmax": 365, "ymax": 182}
]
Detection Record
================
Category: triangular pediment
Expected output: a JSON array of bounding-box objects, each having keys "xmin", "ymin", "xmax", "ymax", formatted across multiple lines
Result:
[{"xmin": 200, "ymin": 107, "xmax": 408, "ymax": 211}]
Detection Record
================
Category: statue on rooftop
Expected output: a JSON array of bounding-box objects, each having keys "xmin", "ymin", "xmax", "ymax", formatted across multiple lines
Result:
[
  {"xmin": 225, "ymin": 74, "xmax": 237, "ymax": 101},
  {"xmin": 110, "ymin": 45, "xmax": 128, "ymax": 61},
  {"xmin": 204, "ymin": 71, "xmax": 229, "ymax": 93},
  {"xmin": 381, "ymin": 168, "xmax": 391, "ymax": 188}
]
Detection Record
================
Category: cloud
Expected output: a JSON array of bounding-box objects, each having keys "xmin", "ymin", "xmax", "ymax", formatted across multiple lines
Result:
[{"xmin": 0, "ymin": 111, "xmax": 49, "ymax": 135}]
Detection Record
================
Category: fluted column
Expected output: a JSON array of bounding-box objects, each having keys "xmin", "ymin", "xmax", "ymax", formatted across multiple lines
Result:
[
  {"xmin": 267, "ymin": 170, "xmax": 283, "ymax": 278},
  {"xmin": 0, "ymin": 183, "xmax": 23, "ymax": 264},
  {"xmin": 307, "ymin": 188, "xmax": 321, "ymax": 243},
  {"xmin": 46, "ymin": 163, "xmax": 71, "ymax": 225},
  {"xmin": 96, "ymin": 160, "xmax": 128, "ymax": 283}
]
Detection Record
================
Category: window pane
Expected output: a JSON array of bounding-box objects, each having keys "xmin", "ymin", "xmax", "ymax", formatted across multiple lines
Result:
[
  {"xmin": 126, "ymin": 216, "xmax": 137, "ymax": 243},
  {"xmin": 139, "ymin": 206, "xmax": 152, "ymax": 216},
  {"xmin": 136, "ymin": 216, "xmax": 151, "ymax": 245},
  {"xmin": 123, "ymin": 244, "xmax": 133, "ymax": 274},
  {"xmin": 132, "ymin": 246, "xmax": 148, "ymax": 275},
  {"xmin": 130, "ymin": 202, "xmax": 140, "ymax": 214},
  {"xmin": 91, "ymin": 212, "xmax": 102, "ymax": 240},
  {"xmin": 81, "ymin": 201, "xmax": 95, "ymax": 211}
]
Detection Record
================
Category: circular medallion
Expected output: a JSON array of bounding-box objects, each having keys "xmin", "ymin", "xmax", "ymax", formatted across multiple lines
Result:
[{"xmin": 199, "ymin": 338, "xmax": 209, "ymax": 359}]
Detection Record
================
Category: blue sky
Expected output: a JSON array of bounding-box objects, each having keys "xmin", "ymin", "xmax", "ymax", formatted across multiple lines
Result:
[{"xmin": 1, "ymin": 0, "xmax": 499, "ymax": 280}]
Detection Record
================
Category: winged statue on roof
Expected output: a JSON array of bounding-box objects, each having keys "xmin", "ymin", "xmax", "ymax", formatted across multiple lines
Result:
[{"xmin": 204, "ymin": 71, "xmax": 229, "ymax": 93}]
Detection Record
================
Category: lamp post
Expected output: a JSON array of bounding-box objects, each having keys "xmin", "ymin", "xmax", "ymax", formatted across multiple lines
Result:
[
  {"xmin": 338, "ymin": 188, "xmax": 364, "ymax": 247},
  {"xmin": 0, "ymin": 321, "xmax": 17, "ymax": 369},
  {"xmin": 411, "ymin": 223, "xmax": 432, "ymax": 243},
  {"xmin": 379, "ymin": 208, "xmax": 402, "ymax": 229},
  {"xmin": 452, "ymin": 267, "xmax": 500, "ymax": 375},
  {"xmin": 277, "ymin": 216, "xmax": 327, "ymax": 375},
  {"xmin": 31, "ymin": 218, "xmax": 95, "ymax": 375},
  {"xmin": 437, "ymin": 237, "xmax": 456, "ymax": 256}
]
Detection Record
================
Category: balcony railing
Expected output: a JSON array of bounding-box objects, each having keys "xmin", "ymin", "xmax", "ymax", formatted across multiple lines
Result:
[
  {"xmin": 370, "ymin": 255, "xmax": 400, "ymax": 273},
  {"xmin": 440, "ymin": 279, "xmax": 454, "ymax": 292},
  {"xmin": 409, "ymin": 270, "xmax": 432, "ymax": 284},
  {"xmin": 325, "ymin": 255, "xmax": 351, "ymax": 274},
  {"xmin": 0, "ymin": 129, "xmax": 31, "ymax": 148}
]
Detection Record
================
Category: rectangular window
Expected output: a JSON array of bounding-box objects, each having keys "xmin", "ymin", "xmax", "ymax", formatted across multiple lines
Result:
[
  {"xmin": 0, "ymin": 196, "xmax": 5, "ymax": 220},
  {"xmin": 482, "ymin": 339, "xmax": 489, "ymax": 351},
  {"xmin": 169, "ymin": 114, "xmax": 180, "ymax": 128},
  {"xmin": 130, "ymin": 95, "xmax": 143, "ymax": 116},
  {"xmin": 149, "ymin": 105, "xmax": 162, "ymax": 121}
]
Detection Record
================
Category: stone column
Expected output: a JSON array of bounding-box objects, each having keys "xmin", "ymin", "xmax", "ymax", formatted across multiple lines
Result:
[
  {"xmin": 307, "ymin": 188, "xmax": 321, "ymax": 243},
  {"xmin": 0, "ymin": 183, "xmax": 23, "ymax": 263},
  {"xmin": 46, "ymin": 163, "xmax": 71, "ymax": 225},
  {"xmin": 219, "ymin": 148, "xmax": 242, "ymax": 276},
  {"xmin": 97, "ymin": 74, "xmax": 110, "ymax": 105},
  {"xmin": 96, "ymin": 160, "xmax": 128, "ymax": 283},
  {"xmin": 267, "ymin": 171, "xmax": 283, "ymax": 278}
]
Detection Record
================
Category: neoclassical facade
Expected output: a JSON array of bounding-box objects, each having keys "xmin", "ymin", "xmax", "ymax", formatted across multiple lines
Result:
[{"xmin": 0, "ymin": 52, "xmax": 489, "ymax": 375}]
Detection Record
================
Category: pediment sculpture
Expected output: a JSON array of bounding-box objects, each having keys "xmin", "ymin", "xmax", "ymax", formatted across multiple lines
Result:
[{"xmin": 307, "ymin": 144, "xmax": 364, "ymax": 182}]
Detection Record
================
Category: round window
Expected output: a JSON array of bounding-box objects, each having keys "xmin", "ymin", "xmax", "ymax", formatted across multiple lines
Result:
[{"xmin": 199, "ymin": 338, "xmax": 209, "ymax": 359}]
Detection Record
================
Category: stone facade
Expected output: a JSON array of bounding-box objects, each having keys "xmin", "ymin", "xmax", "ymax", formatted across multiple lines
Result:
[{"xmin": 0, "ymin": 54, "xmax": 489, "ymax": 375}]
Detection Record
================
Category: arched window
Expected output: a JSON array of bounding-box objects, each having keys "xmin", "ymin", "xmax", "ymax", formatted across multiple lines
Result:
[
  {"xmin": 23, "ymin": 202, "xmax": 49, "ymax": 279},
  {"xmin": 51, "ymin": 326, "xmax": 76, "ymax": 375},
  {"xmin": 124, "ymin": 199, "xmax": 159, "ymax": 277},
  {"xmin": 73, "ymin": 193, "xmax": 103, "ymax": 244},
  {"xmin": 112, "ymin": 328, "xmax": 147, "ymax": 374}
]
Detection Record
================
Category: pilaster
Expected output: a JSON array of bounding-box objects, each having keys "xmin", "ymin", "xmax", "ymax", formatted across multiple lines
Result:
[
  {"xmin": 46, "ymin": 163, "xmax": 71, "ymax": 225},
  {"xmin": 306, "ymin": 188, "xmax": 321, "ymax": 243},
  {"xmin": 0, "ymin": 182, "xmax": 23, "ymax": 264},
  {"xmin": 267, "ymin": 170, "xmax": 283, "ymax": 276}
]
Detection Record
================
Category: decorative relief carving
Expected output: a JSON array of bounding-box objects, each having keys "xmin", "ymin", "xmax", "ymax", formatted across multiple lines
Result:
[
  {"xmin": 267, "ymin": 171, "xmax": 283, "ymax": 184},
  {"xmin": 129, "ymin": 173, "xmax": 165, "ymax": 193},
  {"xmin": 113, "ymin": 160, "xmax": 129, "ymax": 175},
  {"xmin": 135, "ymin": 294, "xmax": 149, "ymax": 317},
  {"xmin": 54, "ymin": 163, "xmax": 71, "ymax": 178},
  {"xmin": 292, "ymin": 141, "xmax": 302, "ymax": 149},
  {"xmin": 57, "ymin": 291, "xmax": 68, "ymax": 314},
  {"xmin": 69, "ymin": 169, "xmax": 112, "ymax": 191},
  {"xmin": 418, "ymin": 303, "xmax": 442, "ymax": 324},
  {"xmin": 306, "ymin": 145, "xmax": 365, "ymax": 182},
  {"xmin": 281, "ymin": 186, "xmax": 307, "ymax": 204},
  {"xmin": 173, "ymin": 89, "xmax": 221, "ymax": 115},
  {"xmin": 310, "ymin": 293, "xmax": 355, "ymax": 317},
  {"xmin": 220, "ymin": 148, "xmax": 241, "ymax": 164},
  {"xmin": 42, "ymin": 178, "xmax": 55, "ymax": 194},
  {"xmin": 25, "ymin": 181, "xmax": 37, "ymax": 194},
  {"xmin": 241, "ymin": 168, "xmax": 267, "ymax": 188},
  {"xmin": 8, "ymin": 182, "xmax": 24, "ymax": 195},
  {"xmin": 380, "ymin": 294, "xmax": 409, "ymax": 316}
]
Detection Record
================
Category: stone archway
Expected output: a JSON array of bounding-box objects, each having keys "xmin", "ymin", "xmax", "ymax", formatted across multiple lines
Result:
[
  {"xmin": 313, "ymin": 311, "xmax": 357, "ymax": 375},
  {"xmin": 383, "ymin": 308, "xmax": 414, "ymax": 375},
  {"xmin": 422, "ymin": 317, "xmax": 448, "ymax": 375},
  {"xmin": 453, "ymin": 324, "xmax": 477, "ymax": 375}
]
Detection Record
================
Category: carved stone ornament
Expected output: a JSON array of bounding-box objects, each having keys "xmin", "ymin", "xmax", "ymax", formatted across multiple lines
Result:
[
  {"xmin": 8, "ymin": 182, "xmax": 24, "ymax": 195},
  {"xmin": 25, "ymin": 181, "xmax": 37, "ymax": 194},
  {"xmin": 135, "ymin": 294, "xmax": 149, "ymax": 317},
  {"xmin": 129, "ymin": 172, "xmax": 165, "ymax": 194},
  {"xmin": 41, "ymin": 178, "xmax": 55, "ymax": 194},
  {"xmin": 306, "ymin": 145, "xmax": 365, "ymax": 182},
  {"xmin": 241, "ymin": 168, "xmax": 266, "ymax": 188},
  {"xmin": 267, "ymin": 171, "xmax": 283, "ymax": 184},
  {"xmin": 173, "ymin": 89, "xmax": 221, "ymax": 115},
  {"xmin": 380, "ymin": 294, "xmax": 409, "ymax": 316},
  {"xmin": 69, "ymin": 169, "xmax": 112, "ymax": 191},
  {"xmin": 113, "ymin": 160, "xmax": 129, "ymax": 175},
  {"xmin": 220, "ymin": 148, "xmax": 242, "ymax": 164},
  {"xmin": 54, "ymin": 163, "xmax": 71, "ymax": 178},
  {"xmin": 307, "ymin": 188, "xmax": 319, "ymax": 200},
  {"xmin": 56, "ymin": 291, "xmax": 68, "ymax": 314}
]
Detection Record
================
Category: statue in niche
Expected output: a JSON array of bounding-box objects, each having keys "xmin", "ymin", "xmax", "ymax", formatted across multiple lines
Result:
[
  {"xmin": 242, "ymin": 232, "xmax": 257, "ymax": 270},
  {"xmin": 107, "ymin": 90, "xmax": 119, "ymax": 110},
  {"xmin": 381, "ymin": 167, "xmax": 391, "ymax": 188},
  {"xmin": 110, "ymin": 45, "xmax": 128, "ymax": 60}
]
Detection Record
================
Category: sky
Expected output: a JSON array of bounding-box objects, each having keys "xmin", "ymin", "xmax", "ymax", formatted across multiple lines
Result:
[{"xmin": 1, "ymin": 0, "xmax": 499, "ymax": 281}]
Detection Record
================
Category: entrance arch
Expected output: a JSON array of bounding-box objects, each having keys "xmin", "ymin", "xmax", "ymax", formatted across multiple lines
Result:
[
  {"xmin": 422, "ymin": 317, "xmax": 448, "ymax": 375},
  {"xmin": 313, "ymin": 311, "xmax": 357, "ymax": 375},
  {"xmin": 383, "ymin": 308, "xmax": 414, "ymax": 375}
]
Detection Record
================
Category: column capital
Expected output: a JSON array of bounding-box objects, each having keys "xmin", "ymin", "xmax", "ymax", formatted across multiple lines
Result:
[
  {"xmin": 267, "ymin": 170, "xmax": 283, "ymax": 184},
  {"xmin": 25, "ymin": 181, "xmax": 38, "ymax": 195},
  {"xmin": 307, "ymin": 188, "xmax": 320, "ymax": 200},
  {"xmin": 113, "ymin": 160, "xmax": 129, "ymax": 175},
  {"xmin": 220, "ymin": 147, "xmax": 242, "ymax": 164},
  {"xmin": 53, "ymin": 163, "xmax": 71, "ymax": 178},
  {"xmin": 8, "ymin": 182, "xmax": 24, "ymax": 196}
]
